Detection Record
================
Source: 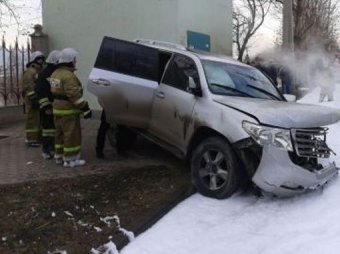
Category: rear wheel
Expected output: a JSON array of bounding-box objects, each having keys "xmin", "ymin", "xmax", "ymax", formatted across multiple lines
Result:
[{"xmin": 190, "ymin": 137, "xmax": 240, "ymax": 199}]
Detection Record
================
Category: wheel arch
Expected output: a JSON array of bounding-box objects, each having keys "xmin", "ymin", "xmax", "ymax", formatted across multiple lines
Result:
[{"xmin": 186, "ymin": 127, "xmax": 232, "ymax": 164}]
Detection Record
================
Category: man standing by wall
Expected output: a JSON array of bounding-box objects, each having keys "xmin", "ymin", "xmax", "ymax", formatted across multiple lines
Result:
[
  {"xmin": 35, "ymin": 50, "xmax": 61, "ymax": 159},
  {"xmin": 22, "ymin": 51, "xmax": 46, "ymax": 146},
  {"xmin": 50, "ymin": 48, "xmax": 91, "ymax": 167}
]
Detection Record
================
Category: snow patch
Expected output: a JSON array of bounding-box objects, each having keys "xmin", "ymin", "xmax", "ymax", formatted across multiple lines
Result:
[
  {"xmin": 47, "ymin": 250, "xmax": 67, "ymax": 254},
  {"xmin": 100, "ymin": 215, "xmax": 135, "ymax": 242},
  {"xmin": 64, "ymin": 211, "xmax": 73, "ymax": 217},
  {"xmin": 94, "ymin": 226, "xmax": 103, "ymax": 233},
  {"xmin": 91, "ymin": 241, "xmax": 119, "ymax": 254}
]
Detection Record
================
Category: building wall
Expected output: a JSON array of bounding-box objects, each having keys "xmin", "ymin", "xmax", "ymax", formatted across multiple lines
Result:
[
  {"xmin": 42, "ymin": 0, "xmax": 233, "ymax": 109},
  {"xmin": 177, "ymin": 0, "xmax": 232, "ymax": 55}
]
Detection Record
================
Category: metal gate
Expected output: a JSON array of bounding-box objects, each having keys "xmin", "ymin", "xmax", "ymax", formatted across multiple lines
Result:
[{"xmin": 0, "ymin": 37, "xmax": 31, "ymax": 107}]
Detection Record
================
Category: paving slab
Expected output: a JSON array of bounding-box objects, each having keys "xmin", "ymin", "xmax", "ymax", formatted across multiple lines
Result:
[{"xmin": 0, "ymin": 119, "xmax": 183, "ymax": 185}]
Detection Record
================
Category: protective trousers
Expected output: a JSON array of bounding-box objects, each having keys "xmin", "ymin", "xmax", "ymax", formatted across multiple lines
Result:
[
  {"xmin": 54, "ymin": 114, "xmax": 81, "ymax": 161},
  {"xmin": 25, "ymin": 97, "xmax": 40, "ymax": 143},
  {"xmin": 41, "ymin": 111, "xmax": 55, "ymax": 154}
]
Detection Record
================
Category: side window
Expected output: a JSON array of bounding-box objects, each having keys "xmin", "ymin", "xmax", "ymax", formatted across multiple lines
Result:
[
  {"xmin": 94, "ymin": 37, "xmax": 159, "ymax": 81},
  {"xmin": 162, "ymin": 54, "xmax": 200, "ymax": 92}
]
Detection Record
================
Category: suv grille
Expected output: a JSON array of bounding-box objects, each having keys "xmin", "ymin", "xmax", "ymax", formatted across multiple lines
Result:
[{"xmin": 291, "ymin": 128, "xmax": 332, "ymax": 158}]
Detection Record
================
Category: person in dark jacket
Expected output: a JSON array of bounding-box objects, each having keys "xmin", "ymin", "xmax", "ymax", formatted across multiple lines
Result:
[
  {"xmin": 254, "ymin": 56, "xmax": 279, "ymax": 86},
  {"xmin": 96, "ymin": 110, "xmax": 110, "ymax": 159},
  {"xmin": 35, "ymin": 50, "xmax": 62, "ymax": 159}
]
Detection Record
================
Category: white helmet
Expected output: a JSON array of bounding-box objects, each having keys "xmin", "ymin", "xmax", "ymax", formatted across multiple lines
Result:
[
  {"xmin": 59, "ymin": 48, "xmax": 79, "ymax": 64},
  {"xmin": 30, "ymin": 51, "xmax": 45, "ymax": 63},
  {"xmin": 46, "ymin": 50, "xmax": 62, "ymax": 64}
]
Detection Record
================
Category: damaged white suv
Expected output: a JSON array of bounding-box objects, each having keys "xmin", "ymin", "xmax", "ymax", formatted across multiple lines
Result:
[{"xmin": 88, "ymin": 36, "xmax": 340, "ymax": 199}]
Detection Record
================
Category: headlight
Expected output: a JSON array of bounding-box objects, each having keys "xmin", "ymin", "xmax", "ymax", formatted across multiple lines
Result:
[{"xmin": 242, "ymin": 121, "xmax": 293, "ymax": 151}]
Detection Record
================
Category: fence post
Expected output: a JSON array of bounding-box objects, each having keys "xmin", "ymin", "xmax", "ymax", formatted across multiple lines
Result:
[
  {"xmin": 30, "ymin": 24, "xmax": 49, "ymax": 55},
  {"xmin": 2, "ymin": 37, "xmax": 7, "ymax": 106}
]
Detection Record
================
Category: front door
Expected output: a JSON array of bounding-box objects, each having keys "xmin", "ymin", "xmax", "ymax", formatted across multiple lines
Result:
[
  {"xmin": 149, "ymin": 54, "xmax": 201, "ymax": 150},
  {"xmin": 88, "ymin": 37, "xmax": 159, "ymax": 128}
]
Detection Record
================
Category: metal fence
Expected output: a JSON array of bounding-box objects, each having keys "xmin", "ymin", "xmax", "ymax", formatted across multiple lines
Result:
[{"xmin": 0, "ymin": 37, "xmax": 30, "ymax": 107}]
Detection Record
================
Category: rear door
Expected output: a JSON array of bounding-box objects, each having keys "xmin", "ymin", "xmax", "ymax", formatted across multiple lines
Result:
[{"xmin": 88, "ymin": 37, "xmax": 159, "ymax": 128}]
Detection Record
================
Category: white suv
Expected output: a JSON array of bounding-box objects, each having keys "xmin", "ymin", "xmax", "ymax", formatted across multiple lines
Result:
[{"xmin": 88, "ymin": 36, "xmax": 340, "ymax": 199}]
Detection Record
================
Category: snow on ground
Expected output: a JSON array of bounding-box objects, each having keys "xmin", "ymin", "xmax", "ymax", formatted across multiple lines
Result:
[{"xmin": 121, "ymin": 86, "xmax": 340, "ymax": 254}]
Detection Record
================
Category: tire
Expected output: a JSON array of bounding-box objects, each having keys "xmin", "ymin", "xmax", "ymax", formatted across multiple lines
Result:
[{"xmin": 190, "ymin": 137, "xmax": 240, "ymax": 199}]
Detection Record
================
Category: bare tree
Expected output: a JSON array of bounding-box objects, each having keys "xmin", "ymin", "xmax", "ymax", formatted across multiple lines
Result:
[
  {"xmin": 275, "ymin": 0, "xmax": 339, "ymax": 51},
  {"xmin": 233, "ymin": 0, "xmax": 274, "ymax": 61},
  {"xmin": 0, "ymin": 0, "xmax": 19, "ymax": 28}
]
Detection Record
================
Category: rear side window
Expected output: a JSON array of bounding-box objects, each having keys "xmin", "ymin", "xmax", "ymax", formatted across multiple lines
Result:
[{"xmin": 95, "ymin": 37, "xmax": 159, "ymax": 81}]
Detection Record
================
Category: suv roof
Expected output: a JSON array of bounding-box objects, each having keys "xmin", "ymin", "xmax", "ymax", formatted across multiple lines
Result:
[{"xmin": 135, "ymin": 38, "xmax": 244, "ymax": 66}]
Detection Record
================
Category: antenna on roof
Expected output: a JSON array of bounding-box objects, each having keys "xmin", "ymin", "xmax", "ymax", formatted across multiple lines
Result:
[{"xmin": 134, "ymin": 39, "xmax": 187, "ymax": 51}]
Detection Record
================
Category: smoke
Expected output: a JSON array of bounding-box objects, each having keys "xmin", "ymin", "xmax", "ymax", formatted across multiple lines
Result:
[{"xmin": 254, "ymin": 44, "xmax": 339, "ymax": 100}]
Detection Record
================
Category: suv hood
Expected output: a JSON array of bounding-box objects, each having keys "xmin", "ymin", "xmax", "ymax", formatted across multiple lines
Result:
[{"xmin": 213, "ymin": 96, "xmax": 340, "ymax": 128}]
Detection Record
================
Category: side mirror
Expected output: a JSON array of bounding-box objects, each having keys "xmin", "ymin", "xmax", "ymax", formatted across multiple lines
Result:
[
  {"xmin": 187, "ymin": 76, "xmax": 202, "ymax": 96},
  {"xmin": 283, "ymin": 94, "xmax": 296, "ymax": 102}
]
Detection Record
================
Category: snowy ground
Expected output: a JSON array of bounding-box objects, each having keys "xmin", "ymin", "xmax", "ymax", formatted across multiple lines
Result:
[{"xmin": 120, "ymin": 86, "xmax": 340, "ymax": 254}]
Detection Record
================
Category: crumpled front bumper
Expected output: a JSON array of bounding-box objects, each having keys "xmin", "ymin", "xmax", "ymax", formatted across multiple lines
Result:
[{"xmin": 252, "ymin": 147, "xmax": 339, "ymax": 197}]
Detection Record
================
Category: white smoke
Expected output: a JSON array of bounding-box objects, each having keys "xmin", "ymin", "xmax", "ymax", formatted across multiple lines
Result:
[{"xmin": 253, "ymin": 45, "xmax": 340, "ymax": 100}]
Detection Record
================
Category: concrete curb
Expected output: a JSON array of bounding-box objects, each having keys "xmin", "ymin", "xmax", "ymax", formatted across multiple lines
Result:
[{"xmin": 0, "ymin": 105, "xmax": 25, "ymax": 125}]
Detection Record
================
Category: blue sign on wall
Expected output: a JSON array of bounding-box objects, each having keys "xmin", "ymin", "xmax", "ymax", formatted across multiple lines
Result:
[{"xmin": 187, "ymin": 31, "xmax": 211, "ymax": 52}]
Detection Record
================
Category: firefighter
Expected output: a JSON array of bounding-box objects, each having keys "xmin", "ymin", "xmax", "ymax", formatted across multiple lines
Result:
[
  {"xmin": 22, "ymin": 51, "xmax": 46, "ymax": 146},
  {"xmin": 35, "ymin": 50, "xmax": 62, "ymax": 159},
  {"xmin": 50, "ymin": 48, "xmax": 91, "ymax": 167}
]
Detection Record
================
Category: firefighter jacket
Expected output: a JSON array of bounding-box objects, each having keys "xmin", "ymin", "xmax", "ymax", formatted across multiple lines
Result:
[
  {"xmin": 35, "ymin": 64, "xmax": 57, "ymax": 110},
  {"xmin": 22, "ymin": 63, "xmax": 42, "ymax": 102},
  {"xmin": 50, "ymin": 65, "xmax": 90, "ymax": 116}
]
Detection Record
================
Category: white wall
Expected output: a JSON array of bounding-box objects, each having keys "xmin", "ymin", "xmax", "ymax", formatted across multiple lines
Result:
[
  {"xmin": 42, "ymin": 0, "xmax": 233, "ymax": 109},
  {"xmin": 177, "ymin": 0, "xmax": 233, "ymax": 55}
]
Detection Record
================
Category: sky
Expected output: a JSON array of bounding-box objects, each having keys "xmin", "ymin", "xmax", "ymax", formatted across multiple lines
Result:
[{"xmin": 0, "ymin": 0, "xmax": 42, "ymax": 45}]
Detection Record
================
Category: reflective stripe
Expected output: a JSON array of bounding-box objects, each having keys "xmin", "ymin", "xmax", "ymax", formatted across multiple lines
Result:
[
  {"xmin": 42, "ymin": 129, "xmax": 55, "ymax": 137},
  {"xmin": 63, "ymin": 146, "xmax": 81, "ymax": 153},
  {"xmin": 39, "ymin": 98, "xmax": 49, "ymax": 104},
  {"xmin": 43, "ymin": 129, "xmax": 55, "ymax": 133},
  {"xmin": 42, "ymin": 133, "xmax": 55, "ymax": 137},
  {"xmin": 74, "ymin": 97, "xmax": 85, "ymax": 105},
  {"xmin": 83, "ymin": 110, "xmax": 91, "ymax": 116},
  {"xmin": 55, "ymin": 144, "xmax": 64, "ymax": 149},
  {"xmin": 27, "ymin": 91, "xmax": 36, "ymax": 97},
  {"xmin": 40, "ymin": 101, "xmax": 51, "ymax": 109},
  {"xmin": 53, "ymin": 108, "xmax": 81, "ymax": 116},
  {"xmin": 26, "ymin": 129, "xmax": 39, "ymax": 133}
]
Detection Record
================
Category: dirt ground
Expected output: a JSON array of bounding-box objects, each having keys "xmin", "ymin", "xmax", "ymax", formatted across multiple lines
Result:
[
  {"xmin": 0, "ymin": 120, "xmax": 193, "ymax": 253},
  {"xmin": 0, "ymin": 164, "xmax": 191, "ymax": 253}
]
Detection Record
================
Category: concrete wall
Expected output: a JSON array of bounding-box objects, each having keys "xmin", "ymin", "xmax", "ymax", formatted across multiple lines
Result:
[
  {"xmin": 177, "ymin": 0, "xmax": 233, "ymax": 55},
  {"xmin": 42, "ymin": 0, "xmax": 233, "ymax": 109}
]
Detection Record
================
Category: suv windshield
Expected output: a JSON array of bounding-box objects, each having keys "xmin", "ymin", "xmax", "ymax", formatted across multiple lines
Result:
[{"xmin": 202, "ymin": 60, "xmax": 283, "ymax": 100}]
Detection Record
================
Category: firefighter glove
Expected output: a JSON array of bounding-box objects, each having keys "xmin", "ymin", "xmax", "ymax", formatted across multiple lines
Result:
[{"xmin": 81, "ymin": 102, "xmax": 92, "ymax": 119}]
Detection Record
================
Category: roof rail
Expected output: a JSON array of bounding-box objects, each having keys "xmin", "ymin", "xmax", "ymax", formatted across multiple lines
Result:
[{"xmin": 134, "ymin": 39, "xmax": 187, "ymax": 51}]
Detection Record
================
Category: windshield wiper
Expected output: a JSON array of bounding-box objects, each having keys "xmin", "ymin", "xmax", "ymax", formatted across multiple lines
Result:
[
  {"xmin": 246, "ymin": 84, "xmax": 281, "ymax": 100},
  {"xmin": 210, "ymin": 83, "xmax": 256, "ymax": 98},
  {"xmin": 233, "ymin": 71, "xmax": 281, "ymax": 100}
]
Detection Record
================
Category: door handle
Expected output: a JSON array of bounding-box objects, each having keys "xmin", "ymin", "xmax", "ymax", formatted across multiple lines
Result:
[
  {"xmin": 156, "ymin": 91, "xmax": 165, "ymax": 99},
  {"xmin": 91, "ymin": 78, "xmax": 110, "ymax": 87}
]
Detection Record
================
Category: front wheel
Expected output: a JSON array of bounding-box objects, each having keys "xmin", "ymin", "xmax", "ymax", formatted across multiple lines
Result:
[{"xmin": 190, "ymin": 137, "xmax": 240, "ymax": 199}]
